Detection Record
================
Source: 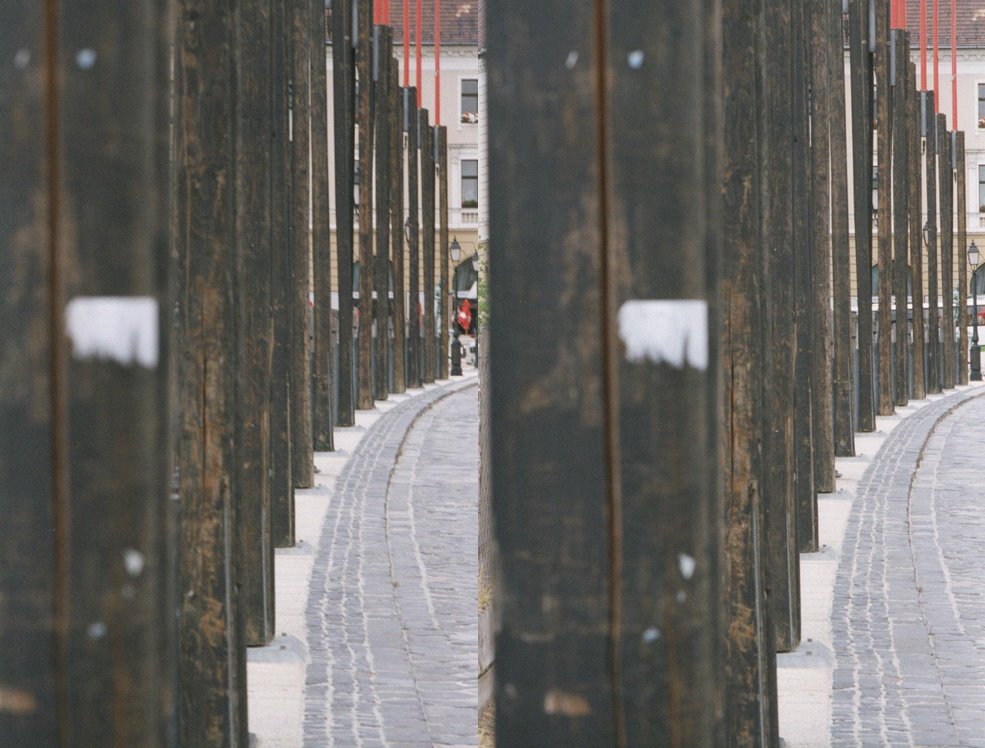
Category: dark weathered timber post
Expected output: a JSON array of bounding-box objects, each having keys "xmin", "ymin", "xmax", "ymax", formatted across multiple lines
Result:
[
  {"xmin": 290, "ymin": 0, "xmax": 314, "ymax": 485},
  {"xmin": 175, "ymin": 0, "xmax": 249, "ymax": 742},
  {"xmin": 763, "ymin": 0, "xmax": 801, "ymax": 654},
  {"xmin": 809, "ymin": 0, "xmax": 837, "ymax": 492},
  {"xmin": 391, "ymin": 61, "xmax": 407, "ymax": 393},
  {"xmin": 356, "ymin": 0, "xmax": 375, "ymax": 410},
  {"xmin": 489, "ymin": 3, "xmax": 614, "ymax": 740},
  {"xmin": 439, "ymin": 127, "xmax": 451, "ymax": 380},
  {"xmin": 332, "ymin": 0, "xmax": 356, "ymax": 425},
  {"xmin": 702, "ymin": 0, "xmax": 727, "ymax": 736},
  {"xmin": 875, "ymin": 0, "xmax": 894, "ymax": 416},
  {"xmin": 312, "ymin": 0, "xmax": 336, "ymax": 451},
  {"xmin": 420, "ymin": 113, "xmax": 437, "ymax": 383},
  {"xmin": 0, "ymin": 9, "xmax": 59, "ymax": 742},
  {"xmin": 406, "ymin": 88, "xmax": 422, "ymax": 389},
  {"xmin": 926, "ymin": 91, "xmax": 941, "ymax": 393},
  {"xmin": 2, "ymin": 1, "xmax": 173, "ymax": 743},
  {"xmin": 957, "ymin": 131, "xmax": 969, "ymax": 384},
  {"xmin": 892, "ymin": 31, "xmax": 910, "ymax": 406},
  {"xmin": 270, "ymin": 0, "xmax": 295, "ymax": 546},
  {"xmin": 793, "ymin": 0, "xmax": 817, "ymax": 552},
  {"xmin": 830, "ymin": 0, "xmax": 856, "ymax": 455},
  {"xmin": 910, "ymin": 65, "xmax": 926, "ymax": 400},
  {"xmin": 849, "ymin": 0, "xmax": 876, "ymax": 430},
  {"xmin": 939, "ymin": 115, "xmax": 955, "ymax": 389},
  {"xmin": 491, "ymin": 0, "xmax": 724, "ymax": 741},
  {"xmin": 374, "ymin": 28, "xmax": 391, "ymax": 401},
  {"xmin": 236, "ymin": 0, "xmax": 275, "ymax": 646},
  {"xmin": 722, "ymin": 0, "xmax": 780, "ymax": 742}
]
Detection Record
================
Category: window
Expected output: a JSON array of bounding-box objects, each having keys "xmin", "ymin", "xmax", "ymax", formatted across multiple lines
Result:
[
  {"xmin": 978, "ymin": 83, "xmax": 985, "ymax": 129},
  {"xmin": 461, "ymin": 79, "xmax": 478, "ymax": 123},
  {"xmin": 461, "ymin": 159, "xmax": 478, "ymax": 208},
  {"xmin": 979, "ymin": 164, "xmax": 985, "ymax": 212}
]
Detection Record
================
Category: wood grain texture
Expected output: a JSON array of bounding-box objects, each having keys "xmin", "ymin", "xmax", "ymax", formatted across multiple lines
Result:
[
  {"xmin": 406, "ymin": 88, "xmax": 421, "ymax": 389},
  {"xmin": 0, "ymin": 3, "xmax": 60, "ymax": 743},
  {"xmin": 390, "ymin": 60, "xmax": 407, "ymax": 393},
  {"xmin": 721, "ymin": 0, "xmax": 779, "ymax": 741},
  {"xmin": 235, "ymin": 0, "xmax": 275, "ymax": 646},
  {"xmin": 910, "ymin": 67, "xmax": 926, "ymax": 400},
  {"xmin": 374, "ymin": 28, "xmax": 391, "ymax": 402},
  {"xmin": 438, "ymin": 127, "xmax": 450, "ymax": 380},
  {"xmin": 356, "ymin": 0, "xmax": 375, "ymax": 410},
  {"xmin": 489, "ymin": 1, "xmax": 613, "ymax": 741},
  {"xmin": 809, "ymin": 0, "xmax": 837, "ymax": 491},
  {"xmin": 332, "ymin": 0, "xmax": 356, "ymax": 425},
  {"xmin": 939, "ymin": 115, "xmax": 955, "ymax": 389},
  {"xmin": 420, "ymin": 111, "xmax": 436, "ymax": 383},
  {"xmin": 289, "ymin": 0, "xmax": 314, "ymax": 485},
  {"xmin": 831, "ymin": 0, "xmax": 857, "ymax": 456},
  {"xmin": 175, "ymin": 0, "xmax": 249, "ymax": 741},
  {"xmin": 875, "ymin": 0, "xmax": 894, "ymax": 416},
  {"xmin": 849, "ymin": 0, "xmax": 876, "ymax": 431},
  {"xmin": 312, "ymin": 0, "xmax": 336, "ymax": 450},
  {"xmin": 957, "ymin": 131, "xmax": 968, "ymax": 384},
  {"xmin": 925, "ymin": 91, "xmax": 941, "ymax": 393},
  {"xmin": 892, "ymin": 32, "xmax": 910, "ymax": 406}
]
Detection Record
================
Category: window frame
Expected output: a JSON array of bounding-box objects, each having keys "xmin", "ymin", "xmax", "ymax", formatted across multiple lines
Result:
[{"xmin": 460, "ymin": 77, "xmax": 479, "ymax": 124}]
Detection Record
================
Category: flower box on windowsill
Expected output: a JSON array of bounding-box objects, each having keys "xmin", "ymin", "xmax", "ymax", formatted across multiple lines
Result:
[
  {"xmin": 461, "ymin": 200, "xmax": 478, "ymax": 209},
  {"xmin": 461, "ymin": 112, "xmax": 479, "ymax": 124}
]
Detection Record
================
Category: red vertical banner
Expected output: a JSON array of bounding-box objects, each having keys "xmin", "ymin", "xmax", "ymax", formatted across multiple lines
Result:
[
  {"xmin": 415, "ymin": 0, "xmax": 422, "ymax": 106},
  {"xmin": 435, "ymin": 0, "xmax": 441, "ymax": 125},
  {"xmin": 921, "ymin": 0, "xmax": 928, "ymax": 88},
  {"xmin": 403, "ymin": 0, "xmax": 410, "ymax": 85}
]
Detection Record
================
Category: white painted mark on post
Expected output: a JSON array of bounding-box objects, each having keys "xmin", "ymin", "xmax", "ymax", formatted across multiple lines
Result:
[
  {"xmin": 617, "ymin": 300, "xmax": 708, "ymax": 370},
  {"xmin": 678, "ymin": 553, "xmax": 696, "ymax": 580},
  {"xmin": 76, "ymin": 48, "xmax": 96, "ymax": 70},
  {"xmin": 66, "ymin": 297, "xmax": 159, "ymax": 368},
  {"xmin": 14, "ymin": 49, "xmax": 30, "ymax": 70},
  {"xmin": 565, "ymin": 51, "xmax": 579, "ymax": 70}
]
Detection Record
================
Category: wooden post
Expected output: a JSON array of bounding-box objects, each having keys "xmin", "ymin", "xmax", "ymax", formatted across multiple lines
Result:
[
  {"xmin": 810, "ymin": 0, "xmax": 837, "ymax": 491},
  {"xmin": 849, "ymin": 0, "xmax": 876, "ymax": 431},
  {"xmin": 957, "ymin": 131, "xmax": 969, "ymax": 384},
  {"xmin": 793, "ymin": 0, "xmax": 817, "ymax": 552},
  {"xmin": 2, "ymin": 1, "xmax": 174, "ymax": 742},
  {"xmin": 491, "ymin": 0, "xmax": 724, "ymax": 740},
  {"xmin": 0, "ymin": 6, "xmax": 60, "ymax": 740},
  {"xmin": 875, "ymin": 0, "xmax": 894, "ymax": 416},
  {"xmin": 312, "ymin": 0, "xmax": 336, "ymax": 451},
  {"xmin": 332, "ymin": 0, "xmax": 356, "ymax": 425},
  {"xmin": 723, "ymin": 0, "xmax": 780, "ymax": 741},
  {"xmin": 939, "ymin": 116, "xmax": 955, "ymax": 389},
  {"xmin": 926, "ymin": 91, "xmax": 941, "ymax": 393},
  {"xmin": 830, "ymin": 0, "xmax": 856, "ymax": 455},
  {"xmin": 892, "ymin": 31, "xmax": 910, "ymax": 406},
  {"xmin": 374, "ymin": 28, "xmax": 391, "ymax": 401},
  {"xmin": 910, "ymin": 66, "xmax": 927, "ymax": 400},
  {"xmin": 439, "ymin": 127, "xmax": 451, "ymax": 380},
  {"xmin": 420, "ymin": 111, "xmax": 436, "ymax": 383},
  {"xmin": 175, "ymin": 0, "xmax": 249, "ymax": 741},
  {"xmin": 356, "ymin": 0, "xmax": 375, "ymax": 410},
  {"xmin": 406, "ymin": 88, "xmax": 422, "ymax": 389},
  {"xmin": 236, "ymin": 0, "xmax": 276, "ymax": 646},
  {"xmin": 270, "ymin": 0, "xmax": 295, "ymax": 546},
  {"xmin": 763, "ymin": 0, "xmax": 801, "ymax": 654},
  {"xmin": 391, "ymin": 61, "xmax": 407, "ymax": 393},
  {"xmin": 290, "ymin": 0, "xmax": 314, "ymax": 485}
]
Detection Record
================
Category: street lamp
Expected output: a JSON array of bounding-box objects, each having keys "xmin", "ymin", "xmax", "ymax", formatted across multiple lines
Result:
[
  {"xmin": 970, "ymin": 240, "xmax": 982, "ymax": 381},
  {"xmin": 450, "ymin": 237, "xmax": 463, "ymax": 375}
]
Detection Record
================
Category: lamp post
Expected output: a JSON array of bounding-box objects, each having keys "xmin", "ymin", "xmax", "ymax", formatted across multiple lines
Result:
[
  {"xmin": 970, "ymin": 240, "xmax": 981, "ymax": 381},
  {"xmin": 450, "ymin": 237, "xmax": 463, "ymax": 376}
]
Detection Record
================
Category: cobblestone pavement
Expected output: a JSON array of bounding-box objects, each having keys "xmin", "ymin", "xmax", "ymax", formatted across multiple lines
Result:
[
  {"xmin": 831, "ymin": 389, "xmax": 985, "ymax": 746},
  {"xmin": 303, "ymin": 384, "xmax": 479, "ymax": 747}
]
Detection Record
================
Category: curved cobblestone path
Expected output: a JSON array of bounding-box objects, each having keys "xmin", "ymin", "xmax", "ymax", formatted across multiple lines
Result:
[
  {"xmin": 832, "ymin": 389, "xmax": 985, "ymax": 746},
  {"xmin": 303, "ymin": 384, "xmax": 479, "ymax": 747}
]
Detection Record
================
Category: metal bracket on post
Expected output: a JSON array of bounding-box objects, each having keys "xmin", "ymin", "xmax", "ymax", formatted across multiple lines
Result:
[
  {"xmin": 372, "ymin": 25, "xmax": 380, "ymax": 82},
  {"xmin": 889, "ymin": 30, "xmax": 896, "ymax": 87},
  {"xmin": 868, "ymin": 0, "xmax": 877, "ymax": 53},
  {"xmin": 921, "ymin": 91, "xmax": 927, "ymax": 137},
  {"xmin": 952, "ymin": 131, "xmax": 958, "ymax": 171}
]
